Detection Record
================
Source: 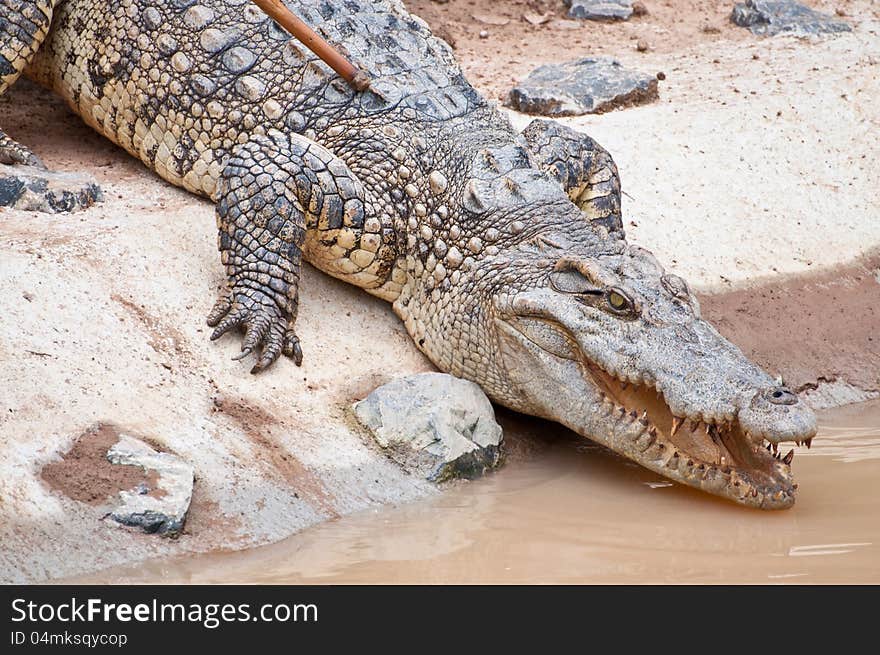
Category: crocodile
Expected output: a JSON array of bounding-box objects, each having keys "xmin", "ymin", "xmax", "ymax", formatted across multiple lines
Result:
[{"xmin": 1, "ymin": 0, "xmax": 817, "ymax": 508}]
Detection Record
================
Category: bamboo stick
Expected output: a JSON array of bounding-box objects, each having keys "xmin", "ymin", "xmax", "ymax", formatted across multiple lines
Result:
[{"xmin": 251, "ymin": 0, "xmax": 371, "ymax": 91}]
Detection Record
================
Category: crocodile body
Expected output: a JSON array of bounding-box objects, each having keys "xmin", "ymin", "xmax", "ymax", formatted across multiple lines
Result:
[{"xmin": 1, "ymin": 0, "xmax": 817, "ymax": 508}]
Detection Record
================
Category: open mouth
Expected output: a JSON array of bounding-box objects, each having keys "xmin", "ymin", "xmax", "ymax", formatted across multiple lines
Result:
[
  {"xmin": 584, "ymin": 362, "xmax": 812, "ymax": 509},
  {"xmin": 498, "ymin": 314, "xmax": 816, "ymax": 509}
]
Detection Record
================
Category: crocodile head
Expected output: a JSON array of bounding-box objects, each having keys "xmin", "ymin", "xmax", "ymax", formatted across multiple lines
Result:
[{"xmin": 484, "ymin": 231, "xmax": 817, "ymax": 509}]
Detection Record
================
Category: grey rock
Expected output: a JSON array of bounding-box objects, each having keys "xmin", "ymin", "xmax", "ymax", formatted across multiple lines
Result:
[
  {"xmin": 353, "ymin": 372, "xmax": 504, "ymax": 482},
  {"xmin": 106, "ymin": 435, "xmax": 195, "ymax": 536},
  {"xmin": 731, "ymin": 0, "xmax": 852, "ymax": 36},
  {"xmin": 506, "ymin": 57, "xmax": 659, "ymax": 117},
  {"xmin": 565, "ymin": 0, "xmax": 634, "ymax": 21},
  {"xmin": 0, "ymin": 163, "xmax": 101, "ymax": 213}
]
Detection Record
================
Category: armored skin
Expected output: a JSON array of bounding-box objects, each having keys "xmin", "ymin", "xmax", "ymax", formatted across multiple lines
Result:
[{"xmin": 1, "ymin": 0, "xmax": 817, "ymax": 508}]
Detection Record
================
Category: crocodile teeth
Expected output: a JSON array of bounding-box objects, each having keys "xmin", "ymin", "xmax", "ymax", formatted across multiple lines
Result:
[
  {"xmin": 661, "ymin": 447, "xmax": 678, "ymax": 467},
  {"xmin": 671, "ymin": 416, "xmax": 683, "ymax": 436},
  {"xmin": 635, "ymin": 431, "xmax": 655, "ymax": 452},
  {"xmin": 782, "ymin": 449, "xmax": 795, "ymax": 465}
]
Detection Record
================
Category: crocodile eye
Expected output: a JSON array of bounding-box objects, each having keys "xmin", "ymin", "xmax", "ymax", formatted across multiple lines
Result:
[{"xmin": 607, "ymin": 288, "xmax": 632, "ymax": 313}]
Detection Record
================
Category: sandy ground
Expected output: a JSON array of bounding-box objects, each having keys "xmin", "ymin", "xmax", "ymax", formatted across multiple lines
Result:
[
  {"xmin": 0, "ymin": 83, "xmax": 438, "ymax": 582},
  {"xmin": 410, "ymin": 0, "xmax": 877, "ymax": 99},
  {"xmin": 700, "ymin": 254, "xmax": 879, "ymax": 407},
  {"xmin": 1, "ymin": 1, "xmax": 878, "ymax": 582}
]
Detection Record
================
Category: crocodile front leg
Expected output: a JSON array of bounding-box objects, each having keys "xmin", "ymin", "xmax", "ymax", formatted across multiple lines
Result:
[
  {"xmin": 0, "ymin": 0, "xmax": 101, "ymax": 213},
  {"xmin": 521, "ymin": 119, "xmax": 623, "ymax": 237},
  {"xmin": 1, "ymin": 0, "xmax": 49, "ymax": 175},
  {"xmin": 207, "ymin": 130, "xmax": 369, "ymax": 373},
  {"xmin": 0, "ymin": 127, "xmax": 43, "ymax": 167}
]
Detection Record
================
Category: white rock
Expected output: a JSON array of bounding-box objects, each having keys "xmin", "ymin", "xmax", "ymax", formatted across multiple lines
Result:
[
  {"xmin": 107, "ymin": 435, "xmax": 194, "ymax": 536},
  {"xmin": 353, "ymin": 373, "xmax": 504, "ymax": 482}
]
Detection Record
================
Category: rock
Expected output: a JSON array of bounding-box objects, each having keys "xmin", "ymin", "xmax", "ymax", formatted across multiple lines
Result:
[
  {"xmin": 0, "ymin": 163, "xmax": 101, "ymax": 213},
  {"xmin": 565, "ymin": 0, "xmax": 634, "ymax": 21},
  {"xmin": 731, "ymin": 0, "xmax": 852, "ymax": 36},
  {"xmin": 523, "ymin": 12, "xmax": 553, "ymax": 26},
  {"xmin": 353, "ymin": 372, "xmax": 504, "ymax": 482},
  {"xmin": 506, "ymin": 57, "xmax": 659, "ymax": 116},
  {"xmin": 106, "ymin": 435, "xmax": 195, "ymax": 536}
]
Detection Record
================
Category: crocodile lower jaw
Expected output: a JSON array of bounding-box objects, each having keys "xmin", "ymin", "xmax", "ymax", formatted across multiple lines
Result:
[{"xmin": 583, "ymin": 362, "xmax": 807, "ymax": 509}]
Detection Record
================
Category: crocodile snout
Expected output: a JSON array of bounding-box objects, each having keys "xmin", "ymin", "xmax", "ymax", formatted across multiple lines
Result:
[{"xmin": 737, "ymin": 385, "xmax": 817, "ymax": 444}]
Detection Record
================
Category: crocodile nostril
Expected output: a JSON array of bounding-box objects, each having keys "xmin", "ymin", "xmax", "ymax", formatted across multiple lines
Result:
[{"xmin": 767, "ymin": 387, "xmax": 798, "ymax": 405}]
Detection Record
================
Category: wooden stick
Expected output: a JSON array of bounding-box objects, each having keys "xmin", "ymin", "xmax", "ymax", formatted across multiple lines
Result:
[{"xmin": 251, "ymin": 0, "xmax": 371, "ymax": 91}]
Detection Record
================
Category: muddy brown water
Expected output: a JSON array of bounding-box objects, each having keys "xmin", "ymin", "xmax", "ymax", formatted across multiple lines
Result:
[{"xmin": 81, "ymin": 400, "xmax": 880, "ymax": 584}]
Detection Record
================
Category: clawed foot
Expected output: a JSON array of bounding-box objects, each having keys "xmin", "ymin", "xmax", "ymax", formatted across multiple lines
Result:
[
  {"xmin": 0, "ymin": 141, "xmax": 45, "ymax": 168},
  {"xmin": 0, "ymin": 163, "xmax": 101, "ymax": 213},
  {"xmin": 0, "ymin": 130, "xmax": 101, "ymax": 213},
  {"xmin": 206, "ymin": 290, "xmax": 302, "ymax": 373}
]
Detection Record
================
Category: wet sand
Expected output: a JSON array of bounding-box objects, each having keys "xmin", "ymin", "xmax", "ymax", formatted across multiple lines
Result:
[
  {"xmin": 699, "ymin": 253, "xmax": 880, "ymax": 404},
  {"xmin": 76, "ymin": 400, "xmax": 880, "ymax": 585}
]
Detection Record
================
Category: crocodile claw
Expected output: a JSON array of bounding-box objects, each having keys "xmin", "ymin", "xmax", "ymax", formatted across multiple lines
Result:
[{"xmin": 206, "ymin": 291, "xmax": 301, "ymax": 373}]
